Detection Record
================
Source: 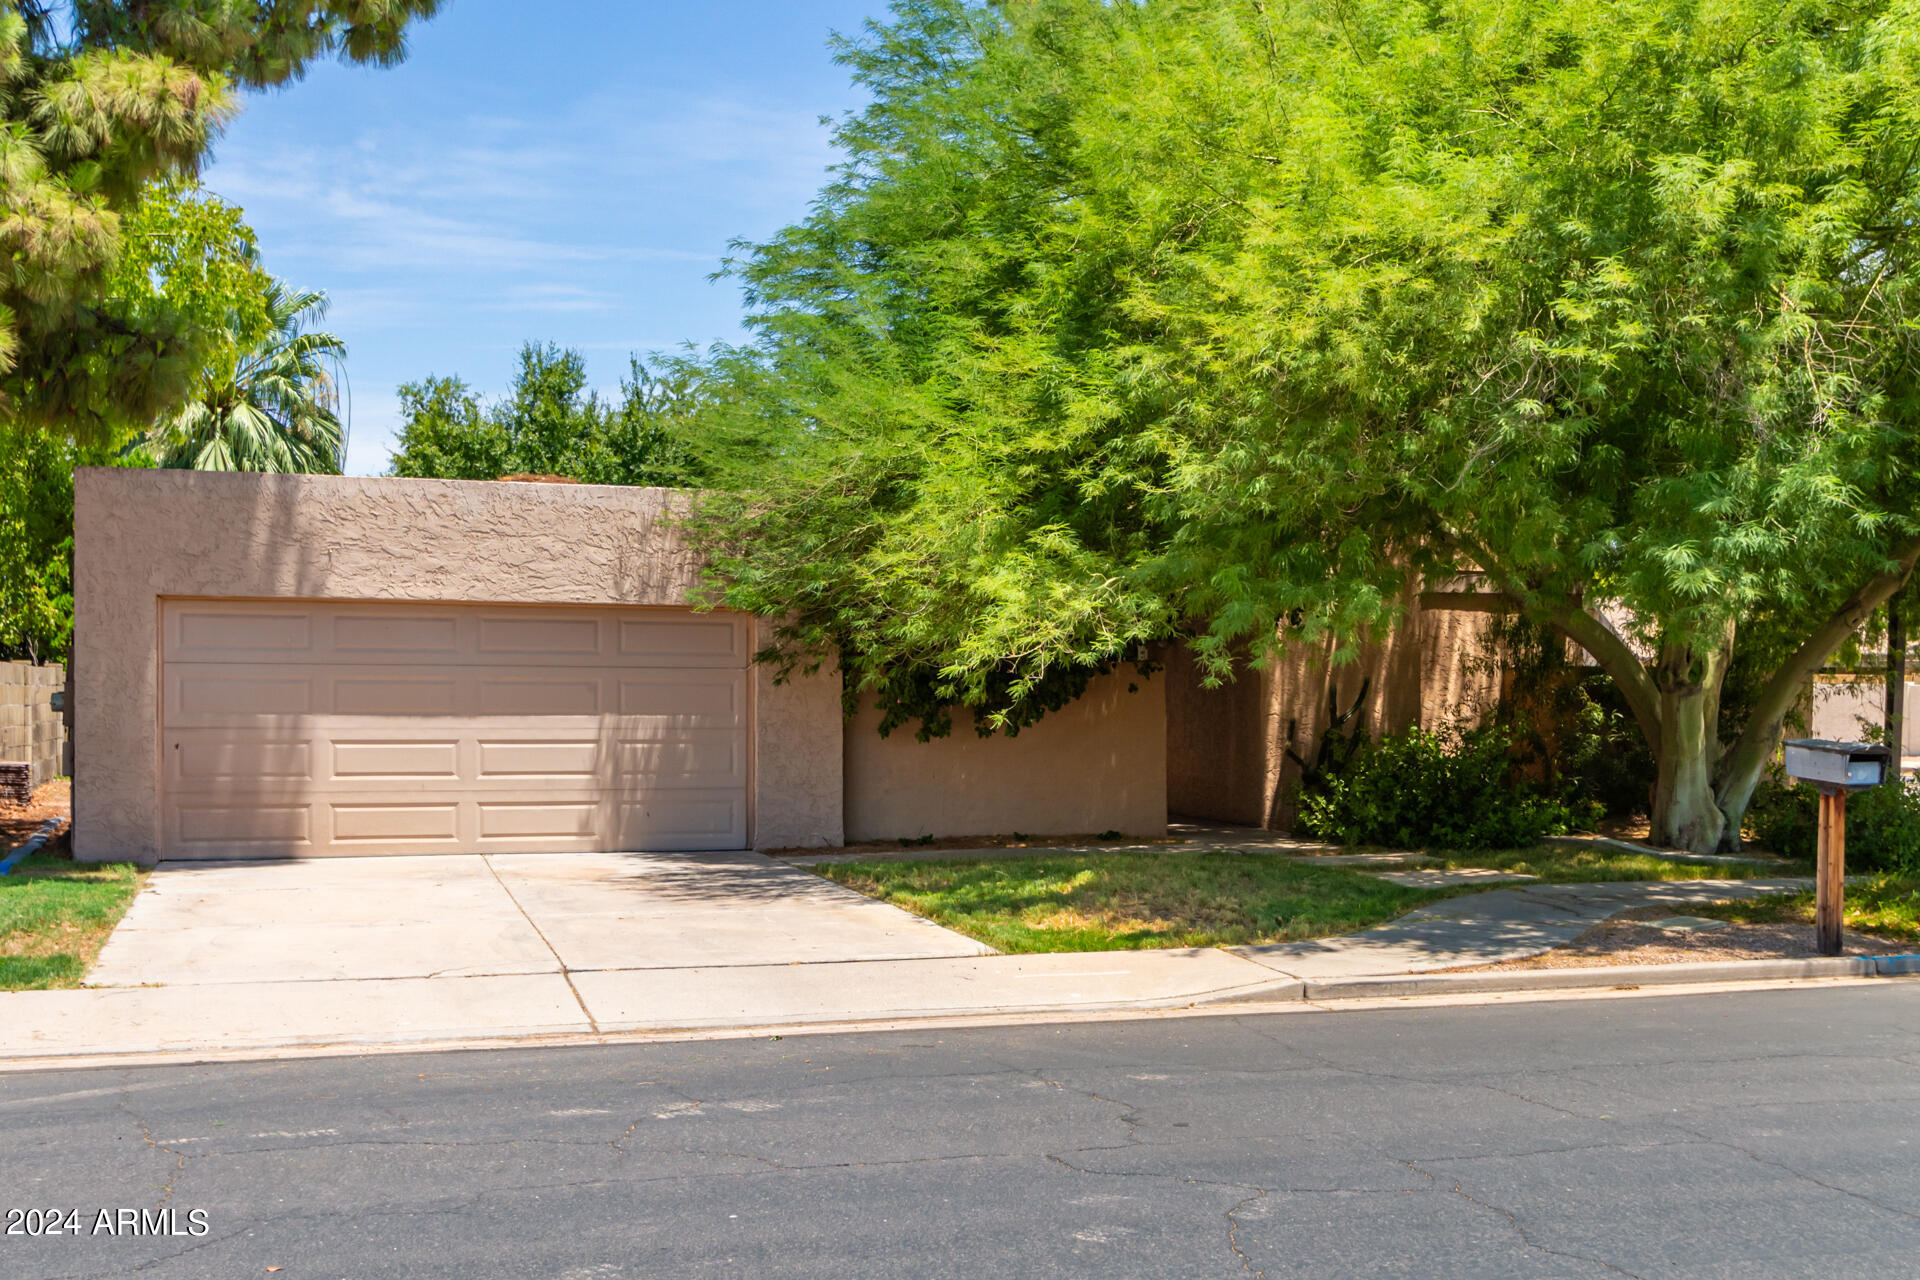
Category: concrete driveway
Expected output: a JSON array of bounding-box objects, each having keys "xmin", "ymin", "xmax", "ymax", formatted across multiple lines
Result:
[{"xmin": 88, "ymin": 850, "xmax": 992, "ymax": 989}]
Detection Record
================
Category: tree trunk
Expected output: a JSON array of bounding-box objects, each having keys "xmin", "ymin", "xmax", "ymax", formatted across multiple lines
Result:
[{"xmin": 1650, "ymin": 674, "xmax": 1728, "ymax": 853}]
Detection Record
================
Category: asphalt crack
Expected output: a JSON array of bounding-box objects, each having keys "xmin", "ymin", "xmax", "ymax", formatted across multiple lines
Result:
[
  {"xmin": 1225, "ymin": 1189, "xmax": 1269, "ymax": 1278},
  {"xmin": 1401, "ymin": 1160, "xmax": 1648, "ymax": 1279},
  {"xmin": 1655, "ymin": 1120, "xmax": 1920, "ymax": 1225}
]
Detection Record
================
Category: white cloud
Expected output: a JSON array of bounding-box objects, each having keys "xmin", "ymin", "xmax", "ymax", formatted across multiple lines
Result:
[{"xmin": 209, "ymin": 90, "xmax": 835, "ymax": 276}]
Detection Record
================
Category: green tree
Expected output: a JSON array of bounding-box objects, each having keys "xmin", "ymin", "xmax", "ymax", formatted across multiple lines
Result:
[
  {"xmin": 106, "ymin": 176, "xmax": 275, "ymax": 374},
  {"xmin": 689, "ymin": 0, "xmax": 1920, "ymax": 851},
  {"xmin": 147, "ymin": 282, "xmax": 346, "ymax": 472},
  {"xmin": 0, "ymin": 179, "xmax": 264, "ymax": 661},
  {"xmin": 389, "ymin": 342, "xmax": 703, "ymax": 487},
  {"xmin": 0, "ymin": 424, "xmax": 143, "ymax": 663},
  {"xmin": 0, "ymin": 0, "xmax": 439, "ymax": 440}
]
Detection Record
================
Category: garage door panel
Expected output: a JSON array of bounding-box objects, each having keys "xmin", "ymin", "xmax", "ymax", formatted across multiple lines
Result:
[
  {"xmin": 614, "ymin": 738, "xmax": 743, "ymax": 785},
  {"xmin": 330, "ymin": 740, "xmax": 462, "ymax": 780},
  {"xmin": 477, "ymin": 677, "xmax": 602, "ymax": 716},
  {"xmin": 168, "ymin": 606, "xmax": 316, "ymax": 662},
  {"xmin": 477, "ymin": 799, "xmax": 600, "ymax": 840},
  {"xmin": 334, "ymin": 675, "xmax": 461, "ymax": 716},
  {"xmin": 160, "ymin": 600, "xmax": 752, "ymax": 857},
  {"xmin": 617, "ymin": 673, "xmax": 744, "ymax": 723},
  {"xmin": 168, "ymin": 671, "xmax": 315, "ymax": 721},
  {"xmin": 618, "ymin": 617, "xmax": 748, "ymax": 664},
  {"xmin": 616, "ymin": 794, "xmax": 747, "ymax": 845},
  {"xmin": 475, "ymin": 793, "xmax": 747, "ymax": 849},
  {"xmin": 173, "ymin": 739, "xmax": 314, "ymax": 784},
  {"xmin": 169, "ymin": 728, "xmax": 748, "ymax": 793},
  {"xmin": 331, "ymin": 802, "xmax": 462, "ymax": 844},
  {"xmin": 174, "ymin": 802, "xmax": 313, "ymax": 848},
  {"xmin": 163, "ymin": 602, "xmax": 751, "ymax": 669},
  {"xmin": 332, "ymin": 612, "xmax": 462, "ymax": 657},
  {"xmin": 477, "ymin": 614, "xmax": 603, "ymax": 656}
]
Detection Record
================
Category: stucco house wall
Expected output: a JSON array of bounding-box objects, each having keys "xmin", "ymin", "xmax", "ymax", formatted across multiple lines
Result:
[
  {"xmin": 73, "ymin": 469, "xmax": 1165, "ymax": 863},
  {"xmin": 843, "ymin": 667, "xmax": 1166, "ymax": 842},
  {"xmin": 1166, "ymin": 592, "xmax": 1500, "ymax": 832},
  {"xmin": 72, "ymin": 469, "xmax": 846, "ymax": 861}
]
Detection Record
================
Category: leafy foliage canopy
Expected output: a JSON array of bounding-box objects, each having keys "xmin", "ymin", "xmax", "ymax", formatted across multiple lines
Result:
[
  {"xmin": 685, "ymin": 0, "xmax": 1920, "ymax": 846},
  {"xmin": 0, "ymin": 0, "xmax": 438, "ymax": 438},
  {"xmin": 388, "ymin": 343, "xmax": 705, "ymax": 489}
]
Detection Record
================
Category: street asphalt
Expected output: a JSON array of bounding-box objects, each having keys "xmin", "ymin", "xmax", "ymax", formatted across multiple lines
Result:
[{"xmin": 4, "ymin": 984, "xmax": 1919, "ymax": 1278}]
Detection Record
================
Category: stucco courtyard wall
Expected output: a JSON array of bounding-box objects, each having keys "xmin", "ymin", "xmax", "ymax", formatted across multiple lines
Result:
[
  {"xmin": 72, "ymin": 469, "xmax": 844, "ymax": 862},
  {"xmin": 843, "ymin": 667, "xmax": 1167, "ymax": 842},
  {"xmin": 1166, "ymin": 594, "xmax": 1500, "ymax": 832}
]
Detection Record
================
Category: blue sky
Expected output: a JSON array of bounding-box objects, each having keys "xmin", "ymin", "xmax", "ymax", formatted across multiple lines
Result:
[{"xmin": 203, "ymin": 1, "xmax": 889, "ymax": 475}]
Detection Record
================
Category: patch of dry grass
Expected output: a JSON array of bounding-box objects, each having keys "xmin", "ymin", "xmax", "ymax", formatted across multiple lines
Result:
[
  {"xmin": 1672, "ymin": 877, "xmax": 1920, "ymax": 944},
  {"xmin": 819, "ymin": 852, "xmax": 1445, "ymax": 952},
  {"xmin": 0, "ymin": 848, "xmax": 144, "ymax": 990}
]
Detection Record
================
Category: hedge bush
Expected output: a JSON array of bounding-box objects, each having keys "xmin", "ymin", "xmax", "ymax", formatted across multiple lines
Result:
[
  {"xmin": 1747, "ymin": 777, "xmax": 1920, "ymax": 873},
  {"xmin": 1297, "ymin": 724, "xmax": 1594, "ymax": 850}
]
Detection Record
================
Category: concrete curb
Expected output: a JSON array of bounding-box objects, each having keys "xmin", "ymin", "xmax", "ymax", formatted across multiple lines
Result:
[
  {"xmin": 0, "ymin": 957, "xmax": 1913, "ymax": 1072},
  {"xmin": 1295, "ymin": 955, "xmax": 1920, "ymax": 1001}
]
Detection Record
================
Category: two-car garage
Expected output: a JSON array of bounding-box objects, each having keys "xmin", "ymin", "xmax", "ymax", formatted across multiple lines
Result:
[
  {"xmin": 73, "ymin": 472, "xmax": 850, "ymax": 862},
  {"xmin": 160, "ymin": 600, "xmax": 752, "ymax": 858}
]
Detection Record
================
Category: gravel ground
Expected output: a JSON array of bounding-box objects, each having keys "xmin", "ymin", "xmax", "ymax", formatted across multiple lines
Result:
[
  {"xmin": 1467, "ymin": 903, "xmax": 1912, "ymax": 970},
  {"xmin": 0, "ymin": 778, "xmax": 68, "ymax": 851}
]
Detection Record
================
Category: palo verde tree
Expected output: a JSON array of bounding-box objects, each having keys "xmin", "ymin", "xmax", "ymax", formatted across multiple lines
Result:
[
  {"xmin": 0, "ymin": 0, "xmax": 439, "ymax": 440},
  {"xmin": 693, "ymin": 0, "xmax": 1920, "ymax": 852}
]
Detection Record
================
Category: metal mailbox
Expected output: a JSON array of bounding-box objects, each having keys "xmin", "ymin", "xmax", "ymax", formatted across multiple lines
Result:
[{"xmin": 1783, "ymin": 739, "xmax": 1890, "ymax": 791}]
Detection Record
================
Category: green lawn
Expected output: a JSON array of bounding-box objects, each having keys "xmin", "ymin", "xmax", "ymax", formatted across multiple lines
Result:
[
  {"xmin": 1670, "ymin": 875, "xmax": 1920, "ymax": 944},
  {"xmin": 818, "ymin": 842, "xmax": 1814, "ymax": 954},
  {"xmin": 0, "ymin": 851, "xmax": 145, "ymax": 990},
  {"xmin": 818, "ymin": 852, "xmax": 1448, "ymax": 952}
]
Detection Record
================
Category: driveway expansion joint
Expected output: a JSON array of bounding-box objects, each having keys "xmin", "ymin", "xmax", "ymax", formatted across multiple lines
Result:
[{"xmin": 481, "ymin": 854, "xmax": 599, "ymax": 1034}]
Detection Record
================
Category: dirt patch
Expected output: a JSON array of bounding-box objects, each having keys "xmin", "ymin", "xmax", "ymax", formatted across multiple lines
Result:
[
  {"xmin": 1465, "ymin": 904, "xmax": 1912, "ymax": 971},
  {"xmin": 1595, "ymin": 816, "xmax": 1655, "ymax": 842},
  {"xmin": 0, "ymin": 779, "xmax": 69, "ymax": 852}
]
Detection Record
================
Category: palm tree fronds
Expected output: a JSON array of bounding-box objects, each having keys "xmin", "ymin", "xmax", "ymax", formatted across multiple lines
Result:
[{"xmin": 146, "ymin": 280, "xmax": 348, "ymax": 475}]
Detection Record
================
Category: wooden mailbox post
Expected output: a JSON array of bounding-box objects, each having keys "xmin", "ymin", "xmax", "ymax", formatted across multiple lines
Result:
[{"xmin": 1782, "ymin": 740, "xmax": 1891, "ymax": 956}]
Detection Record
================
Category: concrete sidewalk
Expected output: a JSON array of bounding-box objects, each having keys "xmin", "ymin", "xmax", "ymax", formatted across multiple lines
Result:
[
  {"xmin": 1233, "ymin": 878, "xmax": 1814, "ymax": 978},
  {"xmin": 0, "ymin": 875, "xmax": 1827, "ymax": 1063},
  {"xmin": 1, "ymin": 950, "xmax": 1289, "ymax": 1058}
]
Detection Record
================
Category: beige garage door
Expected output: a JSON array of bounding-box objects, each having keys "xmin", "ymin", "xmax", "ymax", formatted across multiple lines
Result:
[{"xmin": 159, "ymin": 600, "xmax": 751, "ymax": 858}]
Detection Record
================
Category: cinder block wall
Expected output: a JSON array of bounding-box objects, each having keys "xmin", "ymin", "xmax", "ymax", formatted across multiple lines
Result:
[{"xmin": 0, "ymin": 661, "xmax": 67, "ymax": 789}]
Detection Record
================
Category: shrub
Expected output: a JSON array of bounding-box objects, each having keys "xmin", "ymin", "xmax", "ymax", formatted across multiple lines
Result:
[
  {"xmin": 1483, "ymin": 616, "xmax": 1657, "ymax": 820},
  {"xmin": 1747, "ymin": 776, "xmax": 1920, "ymax": 873},
  {"xmin": 1298, "ymin": 724, "xmax": 1594, "ymax": 850}
]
